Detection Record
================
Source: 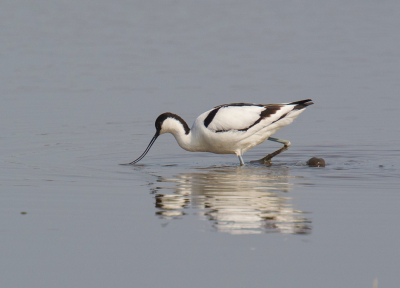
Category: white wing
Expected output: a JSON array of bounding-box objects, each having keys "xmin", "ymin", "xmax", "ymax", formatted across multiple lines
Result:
[
  {"xmin": 206, "ymin": 105, "xmax": 265, "ymax": 132},
  {"xmin": 203, "ymin": 100, "xmax": 313, "ymax": 133}
]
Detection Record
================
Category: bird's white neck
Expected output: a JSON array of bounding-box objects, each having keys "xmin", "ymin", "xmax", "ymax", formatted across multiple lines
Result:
[{"xmin": 159, "ymin": 117, "xmax": 198, "ymax": 152}]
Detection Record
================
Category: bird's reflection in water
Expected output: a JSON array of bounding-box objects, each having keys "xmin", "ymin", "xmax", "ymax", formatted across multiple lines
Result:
[{"xmin": 154, "ymin": 165, "xmax": 311, "ymax": 235}]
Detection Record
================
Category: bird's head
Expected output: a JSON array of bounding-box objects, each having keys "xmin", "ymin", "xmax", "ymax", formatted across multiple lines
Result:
[
  {"xmin": 122, "ymin": 112, "xmax": 189, "ymax": 165},
  {"xmin": 155, "ymin": 113, "xmax": 190, "ymax": 135}
]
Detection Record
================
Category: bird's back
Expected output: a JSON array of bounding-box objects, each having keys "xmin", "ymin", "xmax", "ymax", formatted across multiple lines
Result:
[{"xmin": 191, "ymin": 99, "xmax": 313, "ymax": 154}]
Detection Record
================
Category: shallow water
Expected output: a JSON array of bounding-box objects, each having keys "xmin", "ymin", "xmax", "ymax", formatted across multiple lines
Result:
[{"xmin": 1, "ymin": 1, "xmax": 400, "ymax": 287}]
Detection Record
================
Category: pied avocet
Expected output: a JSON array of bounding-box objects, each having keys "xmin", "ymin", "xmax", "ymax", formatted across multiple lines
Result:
[{"xmin": 124, "ymin": 99, "xmax": 313, "ymax": 166}]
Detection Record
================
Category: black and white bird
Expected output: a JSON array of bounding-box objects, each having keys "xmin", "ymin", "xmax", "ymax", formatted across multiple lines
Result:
[{"xmin": 125, "ymin": 99, "xmax": 313, "ymax": 166}]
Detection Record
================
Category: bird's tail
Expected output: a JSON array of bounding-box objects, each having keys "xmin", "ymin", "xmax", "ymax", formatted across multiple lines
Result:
[{"xmin": 288, "ymin": 99, "xmax": 314, "ymax": 110}]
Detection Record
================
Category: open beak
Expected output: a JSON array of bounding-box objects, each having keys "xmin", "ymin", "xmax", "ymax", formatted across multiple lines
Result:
[{"xmin": 121, "ymin": 131, "xmax": 159, "ymax": 165}]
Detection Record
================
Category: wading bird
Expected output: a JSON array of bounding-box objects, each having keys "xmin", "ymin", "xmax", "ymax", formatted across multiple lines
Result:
[{"xmin": 124, "ymin": 99, "xmax": 313, "ymax": 166}]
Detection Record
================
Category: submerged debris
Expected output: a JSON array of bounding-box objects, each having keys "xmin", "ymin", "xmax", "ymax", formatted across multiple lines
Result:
[{"xmin": 307, "ymin": 157, "xmax": 326, "ymax": 167}]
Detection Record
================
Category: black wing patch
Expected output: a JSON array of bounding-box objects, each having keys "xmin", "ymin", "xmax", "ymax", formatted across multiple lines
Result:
[
  {"xmin": 204, "ymin": 107, "xmax": 221, "ymax": 128},
  {"xmin": 237, "ymin": 104, "xmax": 282, "ymax": 131},
  {"xmin": 270, "ymin": 99, "xmax": 313, "ymax": 124},
  {"xmin": 271, "ymin": 112, "xmax": 289, "ymax": 124}
]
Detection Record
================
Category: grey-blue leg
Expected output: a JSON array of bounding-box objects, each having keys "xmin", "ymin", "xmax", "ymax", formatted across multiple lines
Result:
[
  {"xmin": 238, "ymin": 155, "xmax": 244, "ymax": 166},
  {"xmin": 250, "ymin": 137, "xmax": 291, "ymax": 165},
  {"xmin": 267, "ymin": 137, "xmax": 291, "ymax": 147}
]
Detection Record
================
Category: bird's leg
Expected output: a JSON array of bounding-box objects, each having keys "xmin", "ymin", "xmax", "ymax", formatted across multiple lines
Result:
[
  {"xmin": 250, "ymin": 137, "xmax": 291, "ymax": 166},
  {"xmin": 238, "ymin": 155, "xmax": 245, "ymax": 166}
]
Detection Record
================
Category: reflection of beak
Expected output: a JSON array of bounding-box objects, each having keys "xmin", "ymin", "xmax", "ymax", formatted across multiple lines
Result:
[{"xmin": 123, "ymin": 131, "xmax": 159, "ymax": 165}]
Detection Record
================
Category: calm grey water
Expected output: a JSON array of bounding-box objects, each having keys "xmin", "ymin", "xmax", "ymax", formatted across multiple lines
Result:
[{"xmin": 1, "ymin": 1, "xmax": 400, "ymax": 287}]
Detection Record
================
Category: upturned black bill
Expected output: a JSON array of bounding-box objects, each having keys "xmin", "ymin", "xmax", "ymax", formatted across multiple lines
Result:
[{"xmin": 121, "ymin": 132, "xmax": 159, "ymax": 165}]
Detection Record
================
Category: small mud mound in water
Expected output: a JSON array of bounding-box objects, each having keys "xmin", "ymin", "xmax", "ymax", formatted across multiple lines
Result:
[{"xmin": 307, "ymin": 157, "xmax": 326, "ymax": 167}]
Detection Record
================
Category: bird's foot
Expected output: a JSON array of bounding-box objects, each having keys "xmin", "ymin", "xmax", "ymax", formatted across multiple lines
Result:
[
  {"xmin": 250, "ymin": 142, "xmax": 290, "ymax": 166},
  {"xmin": 250, "ymin": 155, "xmax": 273, "ymax": 166}
]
